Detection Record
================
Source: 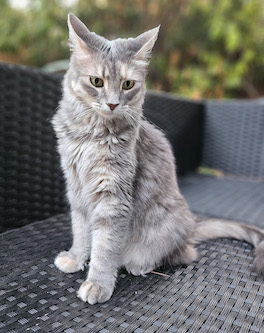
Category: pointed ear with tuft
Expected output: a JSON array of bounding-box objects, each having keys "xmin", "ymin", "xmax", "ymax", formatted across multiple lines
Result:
[
  {"xmin": 67, "ymin": 13, "xmax": 91, "ymax": 53},
  {"xmin": 134, "ymin": 26, "xmax": 160, "ymax": 62},
  {"xmin": 68, "ymin": 13, "xmax": 107, "ymax": 55}
]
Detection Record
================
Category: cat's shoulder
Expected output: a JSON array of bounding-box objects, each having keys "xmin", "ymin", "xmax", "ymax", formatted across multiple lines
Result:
[
  {"xmin": 138, "ymin": 118, "xmax": 173, "ymax": 155},
  {"xmin": 140, "ymin": 118, "xmax": 167, "ymax": 142}
]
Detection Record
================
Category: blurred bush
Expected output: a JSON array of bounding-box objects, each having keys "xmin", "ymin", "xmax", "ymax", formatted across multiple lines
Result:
[{"xmin": 1, "ymin": 0, "xmax": 264, "ymax": 98}]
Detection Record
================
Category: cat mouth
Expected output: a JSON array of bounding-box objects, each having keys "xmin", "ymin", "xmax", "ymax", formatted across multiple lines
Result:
[
  {"xmin": 92, "ymin": 103, "xmax": 121, "ymax": 119},
  {"xmin": 97, "ymin": 110, "xmax": 117, "ymax": 118}
]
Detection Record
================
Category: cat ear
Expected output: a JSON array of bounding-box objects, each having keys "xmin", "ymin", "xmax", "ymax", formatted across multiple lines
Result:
[
  {"xmin": 134, "ymin": 26, "xmax": 160, "ymax": 61},
  {"xmin": 68, "ymin": 13, "xmax": 107, "ymax": 54},
  {"xmin": 67, "ymin": 13, "xmax": 91, "ymax": 52}
]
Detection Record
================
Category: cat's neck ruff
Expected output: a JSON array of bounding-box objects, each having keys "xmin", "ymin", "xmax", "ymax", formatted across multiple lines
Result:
[{"xmin": 59, "ymin": 96, "xmax": 141, "ymax": 142}]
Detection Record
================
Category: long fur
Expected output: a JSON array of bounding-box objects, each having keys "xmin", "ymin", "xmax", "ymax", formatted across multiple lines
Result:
[
  {"xmin": 52, "ymin": 14, "xmax": 264, "ymax": 305},
  {"xmin": 194, "ymin": 218, "xmax": 264, "ymax": 274}
]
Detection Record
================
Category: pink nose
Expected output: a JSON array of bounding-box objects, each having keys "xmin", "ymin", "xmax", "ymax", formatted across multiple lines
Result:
[{"xmin": 107, "ymin": 103, "xmax": 119, "ymax": 111}]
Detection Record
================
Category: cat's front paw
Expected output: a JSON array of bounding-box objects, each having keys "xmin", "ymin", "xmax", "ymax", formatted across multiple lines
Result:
[
  {"xmin": 54, "ymin": 251, "xmax": 85, "ymax": 273},
  {"xmin": 77, "ymin": 281, "xmax": 113, "ymax": 305}
]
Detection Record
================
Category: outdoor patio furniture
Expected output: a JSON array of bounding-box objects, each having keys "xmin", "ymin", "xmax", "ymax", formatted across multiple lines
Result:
[{"xmin": 1, "ymin": 63, "xmax": 264, "ymax": 333}]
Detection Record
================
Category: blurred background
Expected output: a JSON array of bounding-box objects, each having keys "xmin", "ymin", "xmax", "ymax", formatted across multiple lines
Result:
[{"xmin": 1, "ymin": 0, "xmax": 264, "ymax": 99}]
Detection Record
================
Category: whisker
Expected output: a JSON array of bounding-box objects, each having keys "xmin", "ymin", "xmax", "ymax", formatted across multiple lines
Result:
[{"xmin": 125, "ymin": 109, "xmax": 139, "ymax": 126}]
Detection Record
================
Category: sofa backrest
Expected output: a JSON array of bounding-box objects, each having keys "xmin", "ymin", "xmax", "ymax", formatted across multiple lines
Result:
[
  {"xmin": 202, "ymin": 99, "xmax": 264, "ymax": 178},
  {"xmin": 143, "ymin": 91, "xmax": 204, "ymax": 175},
  {"xmin": 5, "ymin": 63, "xmax": 263, "ymax": 231},
  {"xmin": 0, "ymin": 65, "xmax": 206, "ymax": 231}
]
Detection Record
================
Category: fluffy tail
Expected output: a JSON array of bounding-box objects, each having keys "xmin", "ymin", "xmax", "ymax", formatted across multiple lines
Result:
[{"xmin": 194, "ymin": 218, "xmax": 264, "ymax": 274}]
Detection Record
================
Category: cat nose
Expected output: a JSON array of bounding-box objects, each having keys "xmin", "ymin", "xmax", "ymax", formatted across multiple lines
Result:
[{"xmin": 107, "ymin": 103, "xmax": 119, "ymax": 111}]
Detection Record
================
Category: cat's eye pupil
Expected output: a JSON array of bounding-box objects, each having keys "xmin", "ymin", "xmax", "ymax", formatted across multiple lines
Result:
[
  {"xmin": 123, "ymin": 80, "xmax": 134, "ymax": 90},
  {"xmin": 90, "ymin": 76, "xmax": 103, "ymax": 87}
]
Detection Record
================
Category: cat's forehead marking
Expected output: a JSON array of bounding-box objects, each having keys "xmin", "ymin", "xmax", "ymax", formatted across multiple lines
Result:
[
  {"xmin": 95, "ymin": 60, "xmax": 136, "ymax": 81},
  {"xmin": 118, "ymin": 61, "xmax": 142, "ymax": 81},
  {"xmin": 96, "ymin": 64, "xmax": 110, "ymax": 79},
  {"xmin": 103, "ymin": 65, "xmax": 110, "ymax": 79},
  {"xmin": 119, "ymin": 62, "xmax": 128, "ymax": 79}
]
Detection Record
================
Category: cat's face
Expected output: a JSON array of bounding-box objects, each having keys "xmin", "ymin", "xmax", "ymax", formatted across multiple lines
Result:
[{"xmin": 66, "ymin": 14, "xmax": 159, "ymax": 120}]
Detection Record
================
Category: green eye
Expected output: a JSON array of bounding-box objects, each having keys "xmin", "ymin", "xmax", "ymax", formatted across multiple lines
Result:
[
  {"xmin": 90, "ymin": 76, "xmax": 104, "ymax": 88},
  {"xmin": 122, "ymin": 80, "xmax": 135, "ymax": 90}
]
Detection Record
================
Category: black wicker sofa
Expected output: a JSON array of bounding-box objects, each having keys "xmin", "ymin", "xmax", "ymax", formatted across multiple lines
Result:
[{"xmin": 1, "ymin": 63, "xmax": 264, "ymax": 333}]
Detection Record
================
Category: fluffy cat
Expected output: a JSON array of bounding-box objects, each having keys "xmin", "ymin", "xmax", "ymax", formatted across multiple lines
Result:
[{"xmin": 52, "ymin": 13, "xmax": 264, "ymax": 305}]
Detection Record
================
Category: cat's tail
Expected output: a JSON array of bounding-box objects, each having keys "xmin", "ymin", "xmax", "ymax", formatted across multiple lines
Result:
[{"xmin": 193, "ymin": 218, "xmax": 264, "ymax": 274}]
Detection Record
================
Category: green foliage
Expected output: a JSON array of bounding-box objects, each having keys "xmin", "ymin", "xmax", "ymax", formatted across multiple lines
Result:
[
  {"xmin": 0, "ymin": 0, "xmax": 69, "ymax": 65},
  {"xmin": 1, "ymin": 0, "xmax": 264, "ymax": 98}
]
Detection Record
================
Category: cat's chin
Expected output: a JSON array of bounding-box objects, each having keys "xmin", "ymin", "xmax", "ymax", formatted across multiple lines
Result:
[{"xmin": 97, "ymin": 111, "xmax": 118, "ymax": 119}]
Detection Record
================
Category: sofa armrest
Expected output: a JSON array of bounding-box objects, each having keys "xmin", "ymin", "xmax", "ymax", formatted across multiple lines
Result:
[{"xmin": 0, "ymin": 64, "xmax": 68, "ymax": 232}]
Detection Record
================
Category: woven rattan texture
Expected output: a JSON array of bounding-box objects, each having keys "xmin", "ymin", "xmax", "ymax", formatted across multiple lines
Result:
[
  {"xmin": 202, "ymin": 99, "xmax": 264, "ymax": 178},
  {"xmin": 0, "ymin": 64, "xmax": 67, "ymax": 232},
  {"xmin": 179, "ymin": 174, "xmax": 264, "ymax": 227},
  {"xmin": 143, "ymin": 91, "xmax": 204, "ymax": 175},
  {"xmin": 1, "ymin": 214, "xmax": 264, "ymax": 333}
]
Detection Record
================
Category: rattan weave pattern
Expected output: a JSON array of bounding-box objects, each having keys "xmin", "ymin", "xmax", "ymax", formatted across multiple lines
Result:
[
  {"xmin": 202, "ymin": 99, "xmax": 264, "ymax": 178},
  {"xmin": 0, "ymin": 64, "xmax": 67, "ymax": 232},
  {"xmin": 1, "ymin": 214, "xmax": 264, "ymax": 333},
  {"xmin": 143, "ymin": 91, "xmax": 204, "ymax": 176}
]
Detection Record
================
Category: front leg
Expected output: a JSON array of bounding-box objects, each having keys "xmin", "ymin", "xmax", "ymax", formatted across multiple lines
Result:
[
  {"xmin": 55, "ymin": 209, "xmax": 91, "ymax": 273},
  {"xmin": 78, "ymin": 198, "xmax": 130, "ymax": 304}
]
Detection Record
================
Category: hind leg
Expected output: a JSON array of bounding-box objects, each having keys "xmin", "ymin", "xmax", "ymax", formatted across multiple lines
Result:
[
  {"xmin": 124, "ymin": 257, "xmax": 157, "ymax": 277},
  {"xmin": 124, "ymin": 243, "xmax": 197, "ymax": 275},
  {"xmin": 122, "ymin": 243, "xmax": 161, "ymax": 276},
  {"xmin": 125, "ymin": 262, "xmax": 157, "ymax": 276},
  {"xmin": 170, "ymin": 244, "xmax": 197, "ymax": 266}
]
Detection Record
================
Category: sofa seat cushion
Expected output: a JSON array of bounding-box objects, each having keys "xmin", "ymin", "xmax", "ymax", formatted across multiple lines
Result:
[
  {"xmin": 1, "ymin": 214, "xmax": 264, "ymax": 332},
  {"xmin": 179, "ymin": 174, "xmax": 264, "ymax": 227}
]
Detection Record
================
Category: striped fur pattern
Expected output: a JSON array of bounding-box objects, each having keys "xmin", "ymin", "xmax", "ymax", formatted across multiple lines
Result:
[{"xmin": 52, "ymin": 14, "xmax": 264, "ymax": 305}]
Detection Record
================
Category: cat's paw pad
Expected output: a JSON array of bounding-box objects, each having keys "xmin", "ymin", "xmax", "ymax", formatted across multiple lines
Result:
[
  {"xmin": 54, "ymin": 251, "xmax": 83, "ymax": 273},
  {"xmin": 77, "ymin": 281, "xmax": 112, "ymax": 305}
]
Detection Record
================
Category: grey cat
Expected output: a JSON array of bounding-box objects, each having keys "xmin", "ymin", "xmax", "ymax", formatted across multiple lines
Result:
[{"xmin": 52, "ymin": 13, "xmax": 264, "ymax": 305}]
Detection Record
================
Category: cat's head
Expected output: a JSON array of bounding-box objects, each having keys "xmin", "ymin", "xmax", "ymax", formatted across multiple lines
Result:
[{"xmin": 65, "ymin": 13, "xmax": 159, "ymax": 120}]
